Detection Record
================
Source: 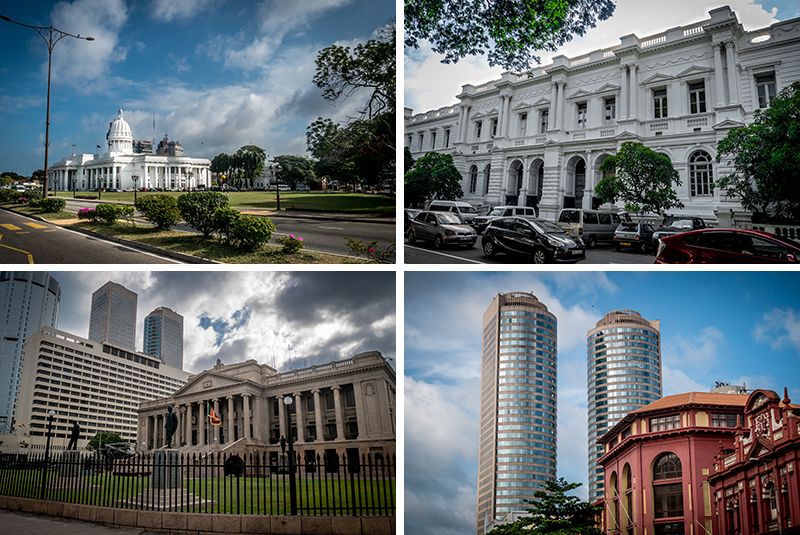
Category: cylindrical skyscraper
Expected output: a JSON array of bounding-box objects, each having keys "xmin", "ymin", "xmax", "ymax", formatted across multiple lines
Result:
[
  {"xmin": 477, "ymin": 292, "xmax": 557, "ymax": 534},
  {"xmin": 0, "ymin": 272, "xmax": 60, "ymax": 430},
  {"xmin": 587, "ymin": 309, "xmax": 662, "ymax": 502}
]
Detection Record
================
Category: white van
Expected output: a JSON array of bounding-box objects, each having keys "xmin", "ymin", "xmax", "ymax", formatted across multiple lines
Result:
[
  {"xmin": 13, "ymin": 184, "xmax": 26, "ymax": 192},
  {"xmin": 427, "ymin": 200, "xmax": 479, "ymax": 223},
  {"xmin": 556, "ymin": 209, "xmax": 621, "ymax": 248}
]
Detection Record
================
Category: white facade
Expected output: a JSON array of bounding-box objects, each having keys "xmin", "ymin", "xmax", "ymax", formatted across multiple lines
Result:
[
  {"xmin": 405, "ymin": 6, "xmax": 800, "ymax": 223},
  {"xmin": 48, "ymin": 109, "xmax": 211, "ymax": 192}
]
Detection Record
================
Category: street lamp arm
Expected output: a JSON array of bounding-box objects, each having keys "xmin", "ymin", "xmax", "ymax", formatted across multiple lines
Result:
[{"xmin": 1, "ymin": 15, "xmax": 95, "ymax": 49}]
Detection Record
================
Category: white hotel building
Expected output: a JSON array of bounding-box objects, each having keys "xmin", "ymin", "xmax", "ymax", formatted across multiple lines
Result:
[
  {"xmin": 404, "ymin": 6, "xmax": 800, "ymax": 223},
  {"xmin": 48, "ymin": 109, "xmax": 211, "ymax": 192}
]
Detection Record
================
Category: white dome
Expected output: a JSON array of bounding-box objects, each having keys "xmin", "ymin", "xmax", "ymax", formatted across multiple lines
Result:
[{"xmin": 107, "ymin": 109, "xmax": 133, "ymax": 154}]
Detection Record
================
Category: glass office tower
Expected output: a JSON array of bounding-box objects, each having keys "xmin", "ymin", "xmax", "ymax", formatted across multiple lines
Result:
[
  {"xmin": 477, "ymin": 292, "xmax": 557, "ymax": 534},
  {"xmin": 88, "ymin": 281, "xmax": 138, "ymax": 351},
  {"xmin": 143, "ymin": 306, "xmax": 184, "ymax": 369},
  {"xmin": 587, "ymin": 309, "xmax": 662, "ymax": 502}
]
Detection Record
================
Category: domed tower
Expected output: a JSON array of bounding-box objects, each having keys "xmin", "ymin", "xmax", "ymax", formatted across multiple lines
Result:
[{"xmin": 106, "ymin": 109, "xmax": 133, "ymax": 154}]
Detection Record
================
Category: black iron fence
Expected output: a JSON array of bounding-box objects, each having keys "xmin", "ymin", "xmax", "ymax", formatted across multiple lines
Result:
[{"xmin": 0, "ymin": 450, "xmax": 395, "ymax": 516}]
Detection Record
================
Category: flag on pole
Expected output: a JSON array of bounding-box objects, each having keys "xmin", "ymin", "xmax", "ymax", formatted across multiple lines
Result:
[{"xmin": 208, "ymin": 405, "xmax": 221, "ymax": 425}]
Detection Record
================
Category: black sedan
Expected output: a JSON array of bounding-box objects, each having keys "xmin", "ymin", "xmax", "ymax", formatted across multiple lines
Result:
[{"xmin": 482, "ymin": 217, "xmax": 586, "ymax": 263}]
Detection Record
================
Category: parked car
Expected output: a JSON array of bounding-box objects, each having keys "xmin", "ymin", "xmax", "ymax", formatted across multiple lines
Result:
[
  {"xmin": 655, "ymin": 228, "xmax": 800, "ymax": 264},
  {"xmin": 407, "ymin": 211, "xmax": 477, "ymax": 249},
  {"xmin": 404, "ymin": 208, "xmax": 421, "ymax": 231},
  {"xmin": 614, "ymin": 222, "xmax": 656, "ymax": 253},
  {"xmin": 472, "ymin": 206, "xmax": 537, "ymax": 233},
  {"xmin": 482, "ymin": 217, "xmax": 586, "ymax": 263},
  {"xmin": 556, "ymin": 209, "xmax": 621, "ymax": 248},
  {"xmin": 295, "ymin": 184, "xmax": 310, "ymax": 191},
  {"xmin": 427, "ymin": 200, "xmax": 479, "ymax": 224},
  {"xmin": 651, "ymin": 215, "xmax": 708, "ymax": 245}
]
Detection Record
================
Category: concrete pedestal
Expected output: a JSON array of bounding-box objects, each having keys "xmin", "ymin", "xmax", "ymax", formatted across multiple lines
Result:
[
  {"xmin": 153, "ymin": 449, "xmax": 181, "ymax": 489},
  {"xmin": 59, "ymin": 451, "xmax": 81, "ymax": 478}
]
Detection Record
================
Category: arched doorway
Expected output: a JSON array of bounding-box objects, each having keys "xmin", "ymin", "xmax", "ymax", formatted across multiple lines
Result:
[
  {"xmin": 506, "ymin": 160, "xmax": 524, "ymax": 205},
  {"xmin": 528, "ymin": 158, "xmax": 545, "ymax": 215},
  {"xmin": 564, "ymin": 156, "xmax": 586, "ymax": 209}
]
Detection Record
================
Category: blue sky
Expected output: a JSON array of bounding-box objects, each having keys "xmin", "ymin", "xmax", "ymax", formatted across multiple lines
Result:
[
  {"xmin": 0, "ymin": 0, "xmax": 394, "ymax": 176},
  {"xmin": 404, "ymin": 271, "xmax": 800, "ymax": 535},
  {"xmin": 405, "ymin": 0, "xmax": 800, "ymax": 114}
]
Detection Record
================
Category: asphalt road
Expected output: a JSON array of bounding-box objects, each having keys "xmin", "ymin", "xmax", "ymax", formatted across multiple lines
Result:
[
  {"xmin": 0, "ymin": 209, "xmax": 181, "ymax": 264},
  {"xmin": 403, "ymin": 239, "xmax": 656, "ymax": 264}
]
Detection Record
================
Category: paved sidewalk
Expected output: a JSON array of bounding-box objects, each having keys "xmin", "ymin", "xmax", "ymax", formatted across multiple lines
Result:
[{"xmin": 0, "ymin": 509, "xmax": 151, "ymax": 535}]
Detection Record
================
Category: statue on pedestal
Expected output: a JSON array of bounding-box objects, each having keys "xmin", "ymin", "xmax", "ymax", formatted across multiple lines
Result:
[{"xmin": 165, "ymin": 406, "xmax": 179, "ymax": 449}]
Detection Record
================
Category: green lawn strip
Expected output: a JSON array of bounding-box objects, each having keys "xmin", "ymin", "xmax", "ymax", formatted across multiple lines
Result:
[
  {"xmin": 1, "ymin": 203, "xmax": 76, "ymax": 220},
  {"xmin": 53, "ymin": 191, "xmax": 395, "ymax": 213},
  {"xmin": 67, "ymin": 221, "xmax": 369, "ymax": 264}
]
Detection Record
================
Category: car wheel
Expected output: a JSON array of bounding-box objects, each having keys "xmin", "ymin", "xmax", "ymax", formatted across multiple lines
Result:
[
  {"xmin": 483, "ymin": 240, "xmax": 496, "ymax": 257},
  {"xmin": 433, "ymin": 234, "xmax": 444, "ymax": 249},
  {"xmin": 587, "ymin": 235, "xmax": 598, "ymax": 249},
  {"xmin": 532, "ymin": 248, "xmax": 548, "ymax": 264},
  {"xmin": 407, "ymin": 230, "xmax": 416, "ymax": 244}
]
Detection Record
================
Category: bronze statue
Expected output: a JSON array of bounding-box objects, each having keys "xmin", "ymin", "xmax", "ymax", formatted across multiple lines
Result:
[
  {"xmin": 165, "ymin": 406, "xmax": 179, "ymax": 448},
  {"xmin": 67, "ymin": 421, "xmax": 80, "ymax": 450}
]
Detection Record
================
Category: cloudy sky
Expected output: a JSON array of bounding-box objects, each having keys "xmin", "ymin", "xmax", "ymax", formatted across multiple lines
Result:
[
  {"xmin": 46, "ymin": 271, "xmax": 395, "ymax": 374},
  {"xmin": 405, "ymin": 0, "xmax": 800, "ymax": 114},
  {"xmin": 0, "ymin": 0, "xmax": 394, "ymax": 176},
  {"xmin": 405, "ymin": 271, "xmax": 800, "ymax": 535}
]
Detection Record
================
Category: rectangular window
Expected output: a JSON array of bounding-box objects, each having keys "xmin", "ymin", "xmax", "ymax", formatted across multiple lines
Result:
[
  {"xmin": 604, "ymin": 98, "xmax": 616, "ymax": 125},
  {"xmin": 418, "ymin": 133, "xmax": 425, "ymax": 152},
  {"xmin": 519, "ymin": 113, "xmax": 527, "ymax": 137},
  {"xmin": 756, "ymin": 74, "xmax": 777, "ymax": 108},
  {"xmin": 326, "ymin": 392, "xmax": 335, "ymax": 410},
  {"xmin": 431, "ymin": 132, "xmax": 437, "ymax": 150},
  {"xmin": 345, "ymin": 389, "xmax": 356, "ymax": 407},
  {"xmin": 653, "ymin": 483, "xmax": 683, "ymax": 518},
  {"xmin": 476, "ymin": 122, "xmax": 482, "ymax": 140},
  {"xmin": 444, "ymin": 129, "xmax": 450, "ymax": 148},
  {"xmin": 654, "ymin": 89, "xmax": 668, "ymax": 118},
  {"xmin": 491, "ymin": 118, "xmax": 498, "ymax": 137},
  {"xmin": 540, "ymin": 109, "xmax": 549, "ymax": 134},
  {"xmin": 307, "ymin": 396, "xmax": 315, "ymax": 412},
  {"xmin": 689, "ymin": 82, "xmax": 706, "ymax": 114},
  {"xmin": 577, "ymin": 102, "xmax": 587, "ymax": 128},
  {"xmin": 711, "ymin": 413, "xmax": 739, "ymax": 428},
  {"xmin": 650, "ymin": 414, "xmax": 681, "ymax": 432}
]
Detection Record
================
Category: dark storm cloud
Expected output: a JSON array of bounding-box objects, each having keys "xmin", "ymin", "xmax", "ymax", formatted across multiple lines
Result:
[
  {"xmin": 191, "ymin": 337, "xmax": 254, "ymax": 372},
  {"xmin": 274, "ymin": 89, "xmax": 333, "ymax": 119}
]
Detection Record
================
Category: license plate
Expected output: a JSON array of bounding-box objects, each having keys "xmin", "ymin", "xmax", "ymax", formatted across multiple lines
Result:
[
  {"xmin": 565, "ymin": 228, "xmax": 572, "ymax": 234},
  {"xmin": 621, "ymin": 242, "xmax": 631, "ymax": 246}
]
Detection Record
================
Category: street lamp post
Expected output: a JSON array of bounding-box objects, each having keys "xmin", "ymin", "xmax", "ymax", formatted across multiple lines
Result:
[
  {"xmin": 40, "ymin": 409, "xmax": 56, "ymax": 499},
  {"xmin": 270, "ymin": 163, "xmax": 283, "ymax": 211},
  {"xmin": 132, "ymin": 173, "xmax": 139, "ymax": 203},
  {"xmin": 188, "ymin": 171, "xmax": 193, "ymax": 192},
  {"xmin": 282, "ymin": 395, "xmax": 297, "ymax": 515},
  {"xmin": 72, "ymin": 177, "xmax": 77, "ymax": 198},
  {"xmin": 1, "ymin": 15, "xmax": 93, "ymax": 200}
]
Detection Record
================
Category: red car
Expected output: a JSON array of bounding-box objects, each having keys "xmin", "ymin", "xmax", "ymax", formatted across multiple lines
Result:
[{"xmin": 655, "ymin": 228, "xmax": 800, "ymax": 264}]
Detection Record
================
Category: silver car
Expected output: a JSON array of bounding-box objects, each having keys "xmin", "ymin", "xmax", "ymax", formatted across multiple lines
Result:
[{"xmin": 407, "ymin": 211, "xmax": 477, "ymax": 249}]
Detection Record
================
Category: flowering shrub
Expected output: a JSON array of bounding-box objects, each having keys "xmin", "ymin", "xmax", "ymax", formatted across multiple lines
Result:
[
  {"xmin": 344, "ymin": 237, "xmax": 396, "ymax": 263},
  {"xmin": 78, "ymin": 208, "xmax": 99, "ymax": 222},
  {"xmin": 278, "ymin": 234, "xmax": 305, "ymax": 254},
  {"xmin": 16, "ymin": 197, "xmax": 28, "ymax": 204}
]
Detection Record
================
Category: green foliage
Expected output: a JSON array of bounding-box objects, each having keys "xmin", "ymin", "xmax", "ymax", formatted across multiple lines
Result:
[
  {"xmin": 94, "ymin": 203, "xmax": 123, "ymax": 224},
  {"xmin": 405, "ymin": 0, "xmax": 615, "ymax": 72},
  {"xmin": 487, "ymin": 478, "xmax": 603, "ymax": 535},
  {"xmin": 78, "ymin": 208, "xmax": 99, "ymax": 221},
  {"xmin": 0, "ymin": 189, "xmax": 17, "ymax": 203},
  {"xmin": 85, "ymin": 431, "xmax": 131, "ymax": 460},
  {"xmin": 178, "ymin": 191, "xmax": 230, "ymax": 237},
  {"xmin": 597, "ymin": 142, "xmax": 683, "ymax": 217},
  {"xmin": 235, "ymin": 145, "xmax": 267, "ymax": 188},
  {"xmin": 272, "ymin": 155, "xmax": 316, "ymax": 188},
  {"xmin": 39, "ymin": 197, "xmax": 67, "ymax": 213},
  {"xmin": 344, "ymin": 237, "xmax": 396, "ymax": 263},
  {"xmin": 0, "ymin": 175, "xmax": 15, "ymax": 187},
  {"xmin": 232, "ymin": 214, "xmax": 276, "ymax": 250},
  {"xmin": 715, "ymin": 81, "xmax": 800, "ymax": 222},
  {"xmin": 404, "ymin": 152, "xmax": 464, "ymax": 206},
  {"xmin": 212, "ymin": 207, "xmax": 241, "ymax": 245},
  {"xmin": 278, "ymin": 234, "xmax": 305, "ymax": 254},
  {"xmin": 135, "ymin": 194, "xmax": 181, "ymax": 229},
  {"xmin": 404, "ymin": 146, "xmax": 416, "ymax": 174}
]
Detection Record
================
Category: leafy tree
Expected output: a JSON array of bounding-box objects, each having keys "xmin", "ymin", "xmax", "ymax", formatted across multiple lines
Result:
[
  {"xmin": 404, "ymin": 152, "xmax": 464, "ymax": 206},
  {"xmin": 235, "ymin": 145, "xmax": 267, "ymax": 189},
  {"xmin": 714, "ymin": 81, "xmax": 800, "ymax": 222},
  {"xmin": 135, "ymin": 194, "xmax": 181, "ymax": 229},
  {"xmin": 272, "ymin": 155, "xmax": 316, "ymax": 188},
  {"xmin": 212, "ymin": 207, "xmax": 241, "ymax": 245},
  {"xmin": 178, "ymin": 191, "xmax": 230, "ymax": 238},
  {"xmin": 405, "ymin": 0, "xmax": 615, "ymax": 72},
  {"xmin": 85, "ymin": 431, "xmax": 131, "ymax": 460},
  {"xmin": 404, "ymin": 146, "xmax": 416, "ymax": 174},
  {"xmin": 32, "ymin": 169, "xmax": 45, "ymax": 182},
  {"xmin": 596, "ymin": 142, "xmax": 684, "ymax": 217},
  {"xmin": 0, "ymin": 175, "xmax": 15, "ymax": 187},
  {"xmin": 487, "ymin": 478, "xmax": 603, "ymax": 535}
]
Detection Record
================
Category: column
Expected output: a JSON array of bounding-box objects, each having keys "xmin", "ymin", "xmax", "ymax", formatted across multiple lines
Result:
[
  {"xmin": 558, "ymin": 82, "xmax": 567, "ymax": 130},
  {"xmin": 227, "ymin": 396, "xmax": 235, "ymax": 443},
  {"xmin": 461, "ymin": 105, "xmax": 471, "ymax": 144},
  {"xmin": 185, "ymin": 403, "xmax": 192, "ymax": 446},
  {"xmin": 620, "ymin": 66, "xmax": 628, "ymax": 120},
  {"xmin": 253, "ymin": 395, "xmax": 263, "ymax": 442},
  {"xmin": 213, "ymin": 398, "xmax": 221, "ymax": 443},
  {"xmin": 725, "ymin": 41, "xmax": 738, "ymax": 104},
  {"xmin": 277, "ymin": 395, "xmax": 287, "ymax": 439},
  {"xmin": 550, "ymin": 82, "xmax": 559, "ymax": 129},
  {"xmin": 198, "ymin": 400, "xmax": 205, "ymax": 446},
  {"xmin": 144, "ymin": 415, "xmax": 152, "ymax": 449},
  {"xmin": 629, "ymin": 65, "xmax": 638, "ymax": 119},
  {"xmin": 294, "ymin": 392, "xmax": 306, "ymax": 443},
  {"xmin": 313, "ymin": 389, "xmax": 324, "ymax": 442},
  {"xmin": 243, "ymin": 394, "xmax": 251, "ymax": 440},
  {"xmin": 112, "ymin": 165, "xmax": 117, "ymax": 189},
  {"xmin": 497, "ymin": 96, "xmax": 506, "ymax": 138},
  {"xmin": 713, "ymin": 43, "xmax": 726, "ymax": 106},
  {"xmin": 332, "ymin": 386, "xmax": 345, "ymax": 440},
  {"xmin": 156, "ymin": 414, "xmax": 163, "ymax": 448}
]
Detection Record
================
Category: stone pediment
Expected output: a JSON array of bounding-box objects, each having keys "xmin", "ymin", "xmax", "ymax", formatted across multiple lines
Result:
[
  {"xmin": 677, "ymin": 65, "xmax": 713, "ymax": 79},
  {"xmin": 567, "ymin": 88, "xmax": 593, "ymax": 100},
  {"xmin": 172, "ymin": 371, "xmax": 249, "ymax": 398},
  {"xmin": 532, "ymin": 97, "xmax": 551, "ymax": 107},
  {"xmin": 594, "ymin": 83, "xmax": 621, "ymax": 95},
  {"xmin": 512, "ymin": 101, "xmax": 532, "ymax": 111},
  {"xmin": 713, "ymin": 118, "xmax": 746, "ymax": 130},
  {"xmin": 641, "ymin": 73, "xmax": 675, "ymax": 86}
]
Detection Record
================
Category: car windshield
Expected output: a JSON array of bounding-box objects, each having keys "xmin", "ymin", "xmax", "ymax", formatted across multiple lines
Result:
[
  {"xmin": 437, "ymin": 213, "xmax": 466, "ymax": 225},
  {"xmin": 663, "ymin": 218, "xmax": 695, "ymax": 230},
  {"xmin": 618, "ymin": 222, "xmax": 639, "ymax": 232},
  {"xmin": 531, "ymin": 219, "xmax": 567, "ymax": 235},
  {"xmin": 558, "ymin": 210, "xmax": 579, "ymax": 223},
  {"xmin": 459, "ymin": 205, "xmax": 478, "ymax": 214},
  {"xmin": 488, "ymin": 208, "xmax": 506, "ymax": 217}
]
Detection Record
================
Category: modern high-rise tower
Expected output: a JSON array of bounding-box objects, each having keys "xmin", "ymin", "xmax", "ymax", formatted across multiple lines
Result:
[
  {"xmin": 587, "ymin": 309, "xmax": 662, "ymax": 502},
  {"xmin": 143, "ymin": 306, "xmax": 184, "ymax": 369},
  {"xmin": 477, "ymin": 292, "xmax": 558, "ymax": 535},
  {"xmin": 0, "ymin": 272, "xmax": 60, "ymax": 429},
  {"xmin": 88, "ymin": 281, "xmax": 137, "ymax": 351}
]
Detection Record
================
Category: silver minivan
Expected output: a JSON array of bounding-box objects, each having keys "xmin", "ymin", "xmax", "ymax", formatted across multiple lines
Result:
[
  {"xmin": 556, "ymin": 209, "xmax": 622, "ymax": 248},
  {"xmin": 427, "ymin": 200, "xmax": 479, "ymax": 223}
]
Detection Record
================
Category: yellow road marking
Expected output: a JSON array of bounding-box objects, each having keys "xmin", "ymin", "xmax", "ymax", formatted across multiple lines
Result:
[
  {"xmin": 1, "ymin": 224, "xmax": 22, "ymax": 230},
  {"xmin": 0, "ymin": 243, "xmax": 34, "ymax": 264},
  {"xmin": 44, "ymin": 230, "xmax": 58, "ymax": 233},
  {"xmin": 16, "ymin": 232, "xmax": 30, "ymax": 235},
  {"xmin": 24, "ymin": 223, "xmax": 47, "ymax": 229}
]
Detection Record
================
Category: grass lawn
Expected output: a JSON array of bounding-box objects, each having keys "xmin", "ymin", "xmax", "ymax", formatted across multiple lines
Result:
[
  {"xmin": 53, "ymin": 190, "xmax": 396, "ymax": 214},
  {"xmin": 3, "ymin": 202, "xmax": 77, "ymax": 220}
]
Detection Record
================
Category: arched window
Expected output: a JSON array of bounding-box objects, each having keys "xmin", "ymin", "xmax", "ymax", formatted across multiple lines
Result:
[
  {"xmin": 654, "ymin": 453, "xmax": 682, "ymax": 480},
  {"xmin": 690, "ymin": 151, "xmax": 713, "ymax": 197},
  {"xmin": 469, "ymin": 166, "xmax": 478, "ymax": 194}
]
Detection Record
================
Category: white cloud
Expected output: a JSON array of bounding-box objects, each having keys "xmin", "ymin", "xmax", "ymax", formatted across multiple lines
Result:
[
  {"xmin": 150, "ymin": 0, "xmax": 218, "ymax": 22},
  {"xmin": 662, "ymin": 325, "xmax": 727, "ymax": 373},
  {"xmin": 753, "ymin": 308, "xmax": 800, "ymax": 353}
]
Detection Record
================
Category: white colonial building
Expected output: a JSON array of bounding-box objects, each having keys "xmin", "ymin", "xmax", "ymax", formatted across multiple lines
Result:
[
  {"xmin": 48, "ymin": 109, "xmax": 211, "ymax": 192},
  {"xmin": 405, "ymin": 6, "xmax": 800, "ymax": 223}
]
